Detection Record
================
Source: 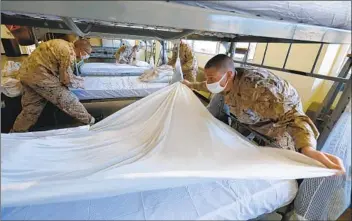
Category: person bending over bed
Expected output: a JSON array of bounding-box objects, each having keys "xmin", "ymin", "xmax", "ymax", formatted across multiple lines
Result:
[
  {"xmin": 168, "ymin": 40, "xmax": 198, "ymax": 82},
  {"xmin": 115, "ymin": 44, "xmax": 139, "ymax": 64},
  {"xmin": 11, "ymin": 39, "xmax": 95, "ymax": 132},
  {"xmin": 182, "ymin": 54, "xmax": 345, "ymax": 173}
]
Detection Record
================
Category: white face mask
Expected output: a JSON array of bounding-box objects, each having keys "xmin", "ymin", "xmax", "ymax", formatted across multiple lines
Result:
[
  {"xmin": 206, "ymin": 73, "xmax": 228, "ymax": 94},
  {"xmin": 81, "ymin": 54, "xmax": 90, "ymax": 60}
]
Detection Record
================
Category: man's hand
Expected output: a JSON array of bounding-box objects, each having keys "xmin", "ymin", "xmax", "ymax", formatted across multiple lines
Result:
[
  {"xmin": 70, "ymin": 75, "xmax": 85, "ymax": 89},
  {"xmin": 181, "ymin": 80, "xmax": 193, "ymax": 89},
  {"xmin": 301, "ymin": 146, "xmax": 345, "ymax": 175}
]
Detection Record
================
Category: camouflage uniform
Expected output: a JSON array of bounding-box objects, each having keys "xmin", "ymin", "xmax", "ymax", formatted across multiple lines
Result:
[
  {"xmin": 115, "ymin": 45, "xmax": 137, "ymax": 64},
  {"xmin": 191, "ymin": 67, "xmax": 319, "ymax": 151},
  {"xmin": 12, "ymin": 39, "xmax": 93, "ymax": 132},
  {"xmin": 168, "ymin": 42, "xmax": 198, "ymax": 82}
]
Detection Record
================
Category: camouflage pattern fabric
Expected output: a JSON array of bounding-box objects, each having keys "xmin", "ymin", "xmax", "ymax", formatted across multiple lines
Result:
[
  {"xmin": 168, "ymin": 42, "xmax": 198, "ymax": 82},
  {"xmin": 115, "ymin": 45, "xmax": 137, "ymax": 64},
  {"xmin": 191, "ymin": 67, "xmax": 319, "ymax": 151},
  {"xmin": 11, "ymin": 39, "xmax": 92, "ymax": 132}
]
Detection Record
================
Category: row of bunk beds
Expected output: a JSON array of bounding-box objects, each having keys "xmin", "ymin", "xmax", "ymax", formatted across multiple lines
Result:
[{"xmin": 1, "ymin": 1, "xmax": 351, "ymax": 220}]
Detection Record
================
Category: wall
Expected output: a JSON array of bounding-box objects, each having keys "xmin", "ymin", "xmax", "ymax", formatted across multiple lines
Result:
[
  {"xmin": 163, "ymin": 41, "xmax": 348, "ymax": 111},
  {"xmin": 195, "ymin": 53, "xmax": 213, "ymax": 68},
  {"xmin": 1, "ymin": 55, "xmax": 27, "ymax": 69},
  {"xmin": 89, "ymin": 38, "xmax": 102, "ymax": 47},
  {"xmin": 309, "ymin": 44, "xmax": 351, "ymax": 109},
  {"xmin": 1, "ymin": 25, "xmax": 34, "ymax": 55},
  {"xmin": 1, "ymin": 25, "xmax": 14, "ymax": 39},
  {"xmin": 251, "ymin": 43, "xmax": 346, "ymax": 111}
]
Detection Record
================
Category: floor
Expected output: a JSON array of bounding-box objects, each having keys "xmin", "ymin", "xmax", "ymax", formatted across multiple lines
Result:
[{"xmin": 338, "ymin": 208, "xmax": 352, "ymax": 221}]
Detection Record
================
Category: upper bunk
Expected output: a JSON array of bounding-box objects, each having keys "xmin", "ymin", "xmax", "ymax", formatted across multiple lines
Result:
[{"xmin": 1, "ymin": 1, "xmax": 351, "ymax": 44}]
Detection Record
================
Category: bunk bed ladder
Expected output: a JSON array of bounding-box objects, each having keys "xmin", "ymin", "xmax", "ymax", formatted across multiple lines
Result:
[
  {"xmin": 316, "ymin": 55, "xmax": 352, "ymax": 149},
  {"xmin": 228, "ymin": 42, "xmax": 351, "ymax": 149},
  {"xmin": 314, "ymin": 55, "xmax": 352, "ymax": 123}
]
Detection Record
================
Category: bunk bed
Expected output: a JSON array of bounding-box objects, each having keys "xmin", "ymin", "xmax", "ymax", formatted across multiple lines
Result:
[
  {"xmin": 71, "ymin": 75, "xmax": 169, "ymax": 101},
  {"xmin": 1, "ymin": 1, "xmax": 351, "ymax": 220},
  {"xmin": 78, "ymin": 63, "xmax": 151, "ymax": 77}
]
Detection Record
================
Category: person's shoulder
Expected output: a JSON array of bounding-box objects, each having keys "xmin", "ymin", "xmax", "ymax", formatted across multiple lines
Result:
[
  {"xmin": 241, "ymin": 67, "xmax": 279, "ymax": 80},
  {"xmin": 48, "ymin": 39, "xmax": 73, "ymax": 52},
  {"xmin": 239, "ymin": 67, "xmax": 285, "ymax": 89},
  {"xmin": 49, "ymin": 39, "xmax": 70, "ymax": 46}
]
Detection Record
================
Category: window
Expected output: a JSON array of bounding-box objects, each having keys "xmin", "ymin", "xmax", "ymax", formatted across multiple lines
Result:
[
  {"xmin": 112, "ymin": 40, "xmax": 121, "ymax": 47},
  {"xmin": 233, "ymin": 42, "xmax": 257, "ymax": 61},
  {"xmin": 166, "ymin": 40, "xmax": 194, "ymax": 52},
  {"xmin": 124, "ymin": 39, "xmax": 136, "ymax": 46},
  {"xmin": 18, "ymin": 44, "xmax": 36, "ymax": 55},
  {"xmin": 166, "ymin": 41, "xmax": 174, "ymax": 51},
  {"xmin": 219, "ymin": 42, "xmax": 230, "ymax": 54},
  {"xmin": 185, "ymin": 40, "xmax": 194, "ymax": 48},
  {"xmin": 102, "ymin": 39, "xmax": 121, "ymax": 47},
  {"xmin": 26, "ymin": 44, "xmax": 36, "ymax": 55},
  {"xmin": 193, "ymin": 40, "xmax": 217, "ymax": 54}
]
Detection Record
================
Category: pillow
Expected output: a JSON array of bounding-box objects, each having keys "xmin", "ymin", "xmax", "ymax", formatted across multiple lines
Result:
[
  {"xmin": 132, "ymin": 60, "xmax": 152, "ymax": 67},
  {"xmin": 139, "ymin": 65, "xmax": 174, "ymax": 83}
]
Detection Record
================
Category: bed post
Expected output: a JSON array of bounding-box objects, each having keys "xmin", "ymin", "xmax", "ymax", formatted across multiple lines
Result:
[
  {"xmin": 160, "ymin": 40, "xmax": 168, "ymax": 65},
  {"xmin": 317, "ymin": 69, "xmax": 351, "ymax": 149},
  {"xmin": 314, "ymin": 55, "xmax": 352, "ymax": 126}
]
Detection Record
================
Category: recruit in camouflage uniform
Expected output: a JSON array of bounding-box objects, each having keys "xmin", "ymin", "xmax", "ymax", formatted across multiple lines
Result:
[
  {"xmin": 189, "ymin": 67, "xmax": 319, "ymax": 151},
  {"xmin": 115, "ymin": 45, "xmax": 138, "ymax": 64},
  {"xmin": 12, "ymin": 39, "xmax": 93, "ymax": 132},
  {"xmin": 168, "ymin": 41, "xmax": 198, "ymax": 82}
]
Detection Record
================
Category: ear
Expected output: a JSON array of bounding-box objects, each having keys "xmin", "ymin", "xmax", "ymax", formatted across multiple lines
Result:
[{"xmin": 226, "ymin": 70, "xmax": 233, "ymax": 77}]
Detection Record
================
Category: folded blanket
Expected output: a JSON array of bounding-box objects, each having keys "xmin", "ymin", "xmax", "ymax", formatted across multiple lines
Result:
[
  {"xmin": 132, "ymin": 60, "xmax": 152, "ymax": 68},
  {"xmin": 1, "ymin": 61, "xmax": 22, "ymax": 97},
  {"xmin": 139, "ymin": 65, "xmax": 174, "ymax": 83}
]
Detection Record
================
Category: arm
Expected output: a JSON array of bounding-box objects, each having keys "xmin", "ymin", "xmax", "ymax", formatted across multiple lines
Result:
[
  {"xmin": 288, "ymin": 113, "xmax": 344, "ymax": 173},
  {"xmin": 286, "ymin": 112, "xmax": 319, "ymax": 150},
  {"xmin": 182, "ymin": 80, "xmax": 209, "ymax": 92},
  {"xmin": 57, "ymin": 45, "xmax": 84, "ymax": 89},
  {"xmin": 167, "ymin": 46, "xmax": 177, "ymax": 67},
  {"xmin": 182, "ymin": 52, "xmax": 194, "ymax": 72},
  {"xmin": 251, "ymin": 89, "xmax": 345, "ymax": 173},
  {"xmin": 239, "ymin": 69, "xmax": 345, "ymax": 173},
  {"xmin": 127, "ymin": 48, "xmax": 137, "ymax": 64},
  {"xmin": 115, "ymin": 47, "xmax": 122, "ymax": 60},
  {"xmin": 181, "ymin": 46, "xmax": 195, "ymax": 72},
  {"xmin": 58, "ymin": 48, "xmax": 75, "ymax": 87}
]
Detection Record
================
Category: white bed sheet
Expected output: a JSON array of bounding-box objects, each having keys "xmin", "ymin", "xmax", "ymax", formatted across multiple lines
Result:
[
  {"xmin": 70, "ymin": 76, "xmax": 169, "ymax": 100},
  {"xmin": 79, "ymin": 63, "xmax": 151, "ymax": 76},
  {"xmin": 1, "ymin": 179, "xmax": 297, "ymax": 220}
]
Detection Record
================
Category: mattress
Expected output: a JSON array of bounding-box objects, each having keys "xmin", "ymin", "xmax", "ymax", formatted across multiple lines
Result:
[
  {"xmin": 177, "ymin": 1, "xmax": 351, "ymax": 30},
  {"xmin": 290, "ymin": 111, "xmax": 352, "ymax": 221},
  {"xmin": 79, "ymin": 63, "xmax": 152, "ymax": 76},
  {"xmin": 1, "ymin": 179, "xmax": 297, "ymax": 220},
  {"xmin": 70, "ymin": 76, "xmax": 169, "ymax": 100}
]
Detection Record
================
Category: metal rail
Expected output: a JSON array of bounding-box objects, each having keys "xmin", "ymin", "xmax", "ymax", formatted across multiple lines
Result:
[
  {"xmin": 261, "ymin": 43, "xmax": 268, "ymax": 65},
  {"xmin": 283, "ymin": 43, "xmax": 293, "ymax": 69},
  {"xmin": 317, "ymin": 77, "xmax": 351, "ymax": 149},
  {"xmin": 2, "ymin": 1, "xmax": 351, "ymax": 44},
  {"xmin": 233, "ymin": 60, "xmax": 349, "ymax": 83},
  {"xmin": 310, "ymin": 43, "xmax": 324, "ymax": 73},
  {"xmin": 313, "ymin": 56, "xmax": 352, "ymax": 123}
]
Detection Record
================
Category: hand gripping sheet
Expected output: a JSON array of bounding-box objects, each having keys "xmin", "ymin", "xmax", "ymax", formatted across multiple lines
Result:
[{"xmin": 1, "ymin": 83, "xmax": 337, "ymax": 207}]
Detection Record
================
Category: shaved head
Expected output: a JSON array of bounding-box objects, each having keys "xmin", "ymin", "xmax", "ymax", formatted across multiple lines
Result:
[
  {"xmin": 74, "ymin": 39, "xmax": 92, "ymax": 59},
  {"xmin": 74, "ymin": 39, "xmax": 92, "ymax": 54},
  {"xmin": 204, "ymin": 54, "xmax": 236, "ymax": 93},
  {"xmin": 204, "ymin": 54, "xmax": 235, "ymax": 72}
]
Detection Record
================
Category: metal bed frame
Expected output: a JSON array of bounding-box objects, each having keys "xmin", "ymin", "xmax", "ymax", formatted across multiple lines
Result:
[
  {"xmin": 1, "ymin": 0, "xmax": 350, "ymax": 149},
  {"xmin": 1, "ymin": 1, "xmax": 351, "ymax": 220},
  {"xmin": 1, "ymin": 1, "xmax": 351, "ymax": 149},
  {"xmin": 230, "ymin": 42, "xmax": 351, "ymax": 149}
]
